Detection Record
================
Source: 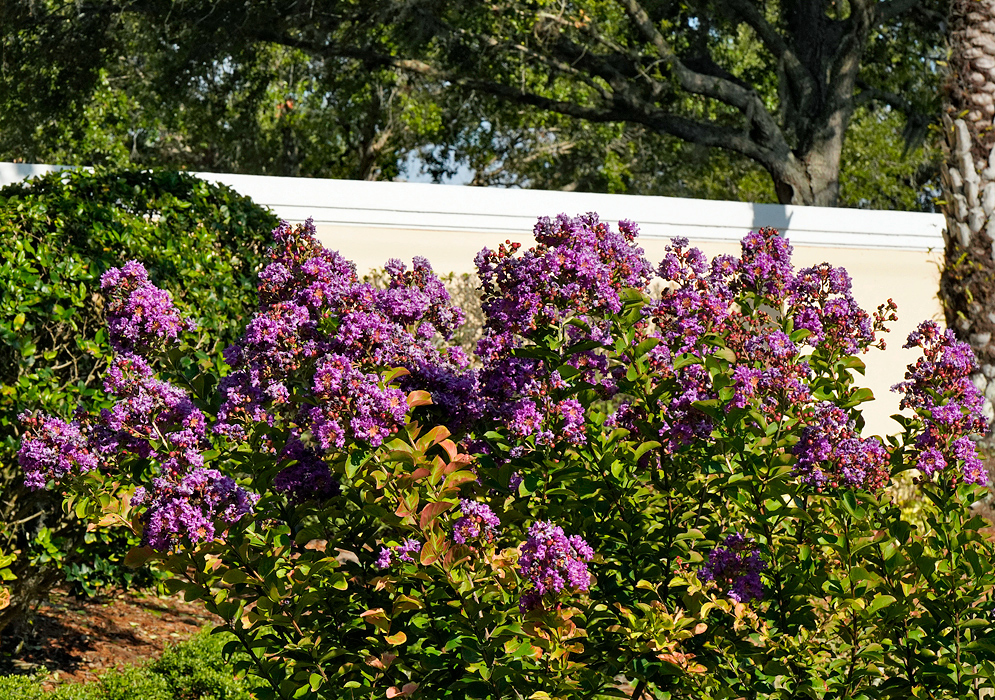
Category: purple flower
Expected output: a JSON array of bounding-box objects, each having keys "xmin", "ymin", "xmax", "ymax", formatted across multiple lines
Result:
[
  {"xmin": 272, "ymin": 441, "xmax": 340, "ymax": 503},
  {"xmin": 518, "ymin": 521, "xmax": 594, "ymax": 612},
  {"xmin": 376, "ymin": 538, "xmax": 422, "ymax": 569},
  {"xmin": 699, "ymin": 533, "xmax": 765, "ymax": 604},
  {"xmin": 97, "ymin": 354, "xmax": 208, "ymax": 473},
  {"xmin": 132, "ymin": 468, "xmax": 258, "ymax": 552},
  {"xmin": 101, "ymin": 261, "xmax": 196, "ymax": 353},
  {"xmin": 475, "ymin": 214, "xmax": 652, "ymax": 452},
  {"xmin": 453, "ymin": 500, "xmax": 501, "ymax": 545},
  {"xmin": 893, "ymin": 321, "xmax": 988, "ymax": 485},
  {"xmin": 788, "ymin": 263, "xmax": 876, "ymax": 354},
  {"xmin": 215, "ymin": 220, "xmax": 479, "ymax": 450},
  {"xmin": 657, "ymin": 364, "xmax": 715, "ymax": 452},
  {"xmin": 18, "ymin": 413, "xmax": 99, "ymax": 489},
  {"xmin": 746, "ymin": 331, "xmax": 796, "ymax": 360},
  {"xmin": 375, "ymin": 547, "xmax": 393, "ymax": 569},
  {"xmin": 507, "ymin": 400, "xmax": 548, "ymax": 442},
  {"xmin": 736, "ymin": 228, "xmax": 794, "ymax": 300},
  {"xmin": 793, "ymin": 403, "xmax": 890, "ymax": 491},
  {"xmin": 651, "ymin": 237, "xmax": 736, "ymax": 356},
  {"xmin": 556, "ymin": 399, "xmax": 587, "ymax": 446}
]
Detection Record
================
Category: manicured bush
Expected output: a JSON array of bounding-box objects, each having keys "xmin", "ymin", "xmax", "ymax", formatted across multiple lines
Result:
[
  {"xmin": 0, "ymin": 629, "xmax": 261, "ymax": 700},
  {"xmin": 0, "ymin": 675, "xmax": 100, "ymax": 700},
  {"xmin": 21, "ymin": 215, "xmax": 995, "ymax": 698},
  {"xmin": 150, "ymin": 628, "xmax": 261, "ymax": 699},
  {"xmin": 95, "ymin": 668, "xmax": 171, "ymax": 700},
  {"xmin": 0, "ymin": 168, "xmax": 278, "ymax": 632}
]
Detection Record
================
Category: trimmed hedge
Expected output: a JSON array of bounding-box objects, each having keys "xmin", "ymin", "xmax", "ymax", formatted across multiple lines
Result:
[{"xmin": 0, "ymin": 629, "xmax": 261, "ymax": 700}]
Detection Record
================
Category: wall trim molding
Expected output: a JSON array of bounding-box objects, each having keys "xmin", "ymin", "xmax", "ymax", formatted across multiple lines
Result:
[{"xmin": 1, "ymin": 162, "xmax": 946, "ymax": 251}]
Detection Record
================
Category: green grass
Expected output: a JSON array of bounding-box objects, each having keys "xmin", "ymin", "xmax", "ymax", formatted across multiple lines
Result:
[{"xmin": 0, "ymin": 629, "xmax": 262, "ymax": 700}]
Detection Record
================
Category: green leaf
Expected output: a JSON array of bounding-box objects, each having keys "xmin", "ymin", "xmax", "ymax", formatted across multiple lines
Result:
[
  {"xmin": 841, "ymin": 490, "xmax": 858, "ymax": 516},
  {"xmin": 123, "ymin": 546, "xmax": 156, "ymax": 569},
  {"xmin": 633, "ymin": 440, "xmax": 661, "ymax": 461},
  {"xmin": 633, "ymin": 337, "xmax": 660, "ymax": 358},
  {"xmin": 866, "ymin": 594, "xmax": 896, "ymax": 614},
  {"xmin": 419, "ymin": 500, "xmax": 454, "ymax": 530}
]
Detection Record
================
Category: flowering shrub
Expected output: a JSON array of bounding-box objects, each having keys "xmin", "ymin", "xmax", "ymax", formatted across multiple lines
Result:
[
  {"xmin": 0, "ymin": 167, "xmax": 279, "ymax": 632},
  {"xmin": 19, "ymin": 215, "xmax": 995, "ymax": 698}
]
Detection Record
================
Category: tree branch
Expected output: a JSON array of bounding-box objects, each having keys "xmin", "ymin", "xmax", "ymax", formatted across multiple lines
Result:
[
  {"xmin": 613, "ymin": 0, "xmax": 789, "ymax": 156},
  {"xmin": 824, "ymin": 0, "xmax": 874, "ymax": 118},
  {"xmin": 855, "ymin": 80, "xmax": 919, "ymax": 114},
  {"xmin": 855, "ymin": 79, "xmax": 933, "ymax": 148},
  {"xmin": 874, "ymin": 0, "xmax": 924, "ymax": 26},
  {"xmin": 247, "ymin": 19, "xmax": 790, "ymax": 175},
  {"xmin": 721, "ymin": 0, "xmax": 817, "ymax": 110},
  {"xmin": 640, "ymin": 108, "xmax": 776, "ymax": 163}
]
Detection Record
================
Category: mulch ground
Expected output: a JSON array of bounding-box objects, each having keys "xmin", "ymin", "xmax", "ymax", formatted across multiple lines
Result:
[{"xmin": 0, "ymin": 588, "xmax": 218, "ymax": 687}]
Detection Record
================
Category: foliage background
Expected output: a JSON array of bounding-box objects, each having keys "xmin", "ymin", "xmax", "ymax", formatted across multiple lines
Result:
[{"xmin": 0, "ymin": 0, "xmax": 943, "ymax": 211}]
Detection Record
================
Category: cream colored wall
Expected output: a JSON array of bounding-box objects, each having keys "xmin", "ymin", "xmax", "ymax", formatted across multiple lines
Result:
[{"xmin": 314, "ymin": 224, "xmax": 944, "ymax": 437}]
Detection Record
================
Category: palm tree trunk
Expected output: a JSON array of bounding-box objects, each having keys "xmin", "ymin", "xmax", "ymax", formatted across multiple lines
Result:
[{"xmin": 940, "ymin": 0, "xmax": 995, "ymax": 451}]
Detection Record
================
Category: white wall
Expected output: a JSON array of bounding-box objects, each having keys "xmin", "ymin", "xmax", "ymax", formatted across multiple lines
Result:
[{"xmin": 1, "ymin": 163, "xmax": 945, "ymax": 250}]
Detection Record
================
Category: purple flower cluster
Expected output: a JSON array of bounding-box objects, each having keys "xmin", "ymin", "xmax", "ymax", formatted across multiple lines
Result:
[
  {"xmin": 651, "ymin": 237, "xmax": 737, "ymax": 357},
  {"xmin": 787, "ymin": 262, "xmax": 879, "ymax": 355},
  {"xmin": 476, "ymin": 215, "xmax": 651, "ymax": 358},
  {"xmin": 98, "ymin": 354, "xmax": 208, "ymax": 473},
  {"xmin": 892, "ymin": 321, "xmax": 988, "ymax": 484},
  {"xmin": 18, "ymin": 413, "xmax": 99, "ymax": 490},
  {"xmin": 736, "ymin": 227, "xmax": 795, "ymax": 300},
  {"xmin": 646, "ymin": 233, "xmax": 800, "ymax": 450},
  {"xmin": 650, "ymin": 229, "xmax": 883, "ymax": 363},
  {"xmin": 216, "ymin": 220, "xmax": 478, "ymax": 464},
  {"xmin": 452, "ymin": 499, "xmax": 501, "ymax": 545},
  {"xmin": 381, "ymin": 256, "xmax": 465, "ymax": 339},
  {"xmin": 642, "ymin": 228, "xmax": 894, "ymax": 454},
  {"xmin": 131, "ymin": 468, "xmax": 258, "ymax": 551},
  {"xmin": 793, "ymin": 403, "xmax": 890, "ymax": 491},
  {"xmin": 375, "ymin": 538, "xmax": 422, "ymax": 569},
  {"xmin": 699, "ymin": 533, "xmax": 765, "ymax": 604},
  {"xmin": 272, "ymin": 440, "xmax": 340, "ymax": 503},
  {"xmin": 475, "ymin": 214, "xmax": 651, "ymax": 451},
  {"xmin": 18, "ymin": 258, "xmax": 259, "ymax": 552},
  {"xmin": 101, "ymin": 261, "xmax": 196, "ymax": 353},
  {"xmin": 305, "ymin": 353, "xmax": 408, "ymax": 450},
  {"xmin": 518, "ymin": 521, "xmax": 594, "ymax": 612}
]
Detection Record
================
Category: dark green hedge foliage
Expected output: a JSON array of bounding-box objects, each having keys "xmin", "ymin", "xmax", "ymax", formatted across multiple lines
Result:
[
  {"xmin": 0, "ymin": 168, "xmax": 279, "ymax": 632},
  {"xmin": 0, "ymin": 628, "xmax": 262, "ymax": 700}
]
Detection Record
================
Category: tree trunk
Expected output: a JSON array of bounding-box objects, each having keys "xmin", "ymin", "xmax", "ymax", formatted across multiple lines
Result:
[
  {"xmin": 772, "ymin": 163, "xmax": 840, "ymax": 206},
  {"xmin": 771, "ymin": 149, "xmax": 842, "ymax": 206},
  {"xmin": 940, "ymin": 0, "xmax": 995, "ymax": 519},
  {"xmin": 770, "ymin": 110, "xmax": 849, "ymax": 207}
]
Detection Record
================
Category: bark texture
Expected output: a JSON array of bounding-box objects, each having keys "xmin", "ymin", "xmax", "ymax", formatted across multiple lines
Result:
[{"xmin": 940, "ymin": 0, "xmax": 995, "ymax": 519}]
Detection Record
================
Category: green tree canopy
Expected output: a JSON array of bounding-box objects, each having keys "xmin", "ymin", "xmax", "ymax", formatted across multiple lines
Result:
[{"xmin": 1, "ymin": 0, "xmax": 944, "ymax": 209}]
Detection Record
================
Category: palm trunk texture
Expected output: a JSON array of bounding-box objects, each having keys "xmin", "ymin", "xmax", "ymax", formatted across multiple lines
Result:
[{"xmin": 941, "ymin": 0, "xmax": 995, "ymax": 542}]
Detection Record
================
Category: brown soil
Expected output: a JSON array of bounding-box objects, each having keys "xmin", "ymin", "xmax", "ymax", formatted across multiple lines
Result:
[{"xmin": 0, "ymin": 588, "xmax": 217, "ymax": 687}]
